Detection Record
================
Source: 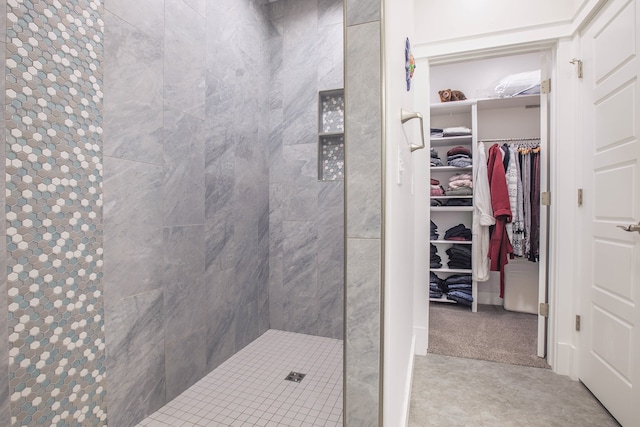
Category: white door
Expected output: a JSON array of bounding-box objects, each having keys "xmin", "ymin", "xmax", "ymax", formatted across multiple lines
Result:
[{"xmin": 580, "ymin": 0, "xmax": 640, "ymax": 425}]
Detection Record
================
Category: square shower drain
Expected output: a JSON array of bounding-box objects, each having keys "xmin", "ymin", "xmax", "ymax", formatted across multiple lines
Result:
[{"xmin": 284, "ymin": 371, "xmax": 306, "ymax": 383}]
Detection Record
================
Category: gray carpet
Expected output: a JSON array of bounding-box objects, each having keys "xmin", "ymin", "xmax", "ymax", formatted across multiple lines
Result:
[{"xmin": 428, "ymin": 303, "xmax": 550, "ymax": 369}]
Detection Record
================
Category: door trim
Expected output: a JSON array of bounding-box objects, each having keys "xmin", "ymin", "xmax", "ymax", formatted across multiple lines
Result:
[{"xmin": 416, "ymin": 42, "xmax": 556, "ymax": 365}]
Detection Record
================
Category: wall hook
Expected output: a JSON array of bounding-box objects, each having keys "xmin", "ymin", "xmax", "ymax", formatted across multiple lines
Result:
[{"xmin": 400, "ymin": 109, "xmax": 425, "ymax": 152}]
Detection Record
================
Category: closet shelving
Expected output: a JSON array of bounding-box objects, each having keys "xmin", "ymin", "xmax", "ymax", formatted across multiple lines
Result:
[
  {"xmin": 429, "ymin": 100, "xmax": 478, "ymax": 312},
  {"xmin": 428, "ymin": 94, "xmax": 542, "ymax": 313}
]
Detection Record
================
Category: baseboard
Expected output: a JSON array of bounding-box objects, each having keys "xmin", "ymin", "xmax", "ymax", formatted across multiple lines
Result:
[
  {"xmin": 554, "ymin": 342, "xmax": 578, "ymax": 380},
  {"xmin": 400, "ymin": 335, "xmax": 416, "ymax": 427},
  {"xmin": 477, "ymin": 290, "xmax": 503, "ymax": 306},
  {"xmin": 413, "ymin": 326, "xmax": 428, "ymax": 356}
]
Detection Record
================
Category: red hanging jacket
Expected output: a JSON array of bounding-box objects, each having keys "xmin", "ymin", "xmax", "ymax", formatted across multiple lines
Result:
[{"xmin": 487, "ymin": 144, "xmax": 513, "ymax": 298}]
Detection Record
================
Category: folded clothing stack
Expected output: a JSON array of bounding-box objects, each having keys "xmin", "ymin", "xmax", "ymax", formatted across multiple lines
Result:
[
  {"xmin": 444, "ymin": 224, "xmax": 472, "ymax": 241},
  {"xmin": 445, "ymin": 172, "xmax": 473, "ymax": 195},
  {"xmin": 430, "ymin": 178, "xmax": 445, "ymax": 196},
  {"xmin": 430, "ymin": 128, "xmax": 443, "ymax": 138},
  {"xmin": 430, "ymin": 148, "xmax": 444, "ymax": 167},
  {"xmin": 430, "ymin": 220, "xmax": 439, "ymax": 240},
  {"xmin": 446, "ymin": 244, "xmax": 472, "ymax": 270},
  {"xmin": 442, "ymin": 127, "xmax": 472, "ymax": 137},
  {"xmin": 430, "ymin": 244, "xmax": 442, "ymax": 269},
  {"xmin": 444, "ymin": 172, "xmax": 473, "ymax": 205},
  {"xmin": 429, "ymin": 272, "xmax": 443, "ymax": 299},
  {"xmin": 447, "ymin": 145, "xmax": 472, "ymax": 168},
  {"xmin": 429, "ymin": 273, "xmax": 473, "ymax": 307},
  {"xmin": 443, "ymin": 274, "xmax": 473, "ymax": 307}
]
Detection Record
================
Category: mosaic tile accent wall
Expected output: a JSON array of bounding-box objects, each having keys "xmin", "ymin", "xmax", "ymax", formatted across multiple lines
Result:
[{"xmin": 5, "ymin": 0, "xmax": 107, "ymax": 425}]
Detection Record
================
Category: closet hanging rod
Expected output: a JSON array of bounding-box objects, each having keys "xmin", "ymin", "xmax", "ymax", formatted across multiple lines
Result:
[{"xmin": 479, "ymin": 137, "xmax": 540, "ymax": 143}]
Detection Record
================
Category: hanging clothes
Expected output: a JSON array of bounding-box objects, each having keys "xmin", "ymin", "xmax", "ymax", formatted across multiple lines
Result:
[
  {"xmin": 472, "ymin": 142, "xmax": 495, "ymax": 282},
  {"xmin": 528, "ymin": 147, "xmax": 541, "ymax": 261},
  {"xmin": 510, "ymin": 145, "xmax": 525, "ymax": 257},
  {"xmin": 487, "ymin": 144, "xmax": 513, "ymax": 298},
  {"xmin": 515, "ymin": 143, "xmax": 541, "ymax": 260}
]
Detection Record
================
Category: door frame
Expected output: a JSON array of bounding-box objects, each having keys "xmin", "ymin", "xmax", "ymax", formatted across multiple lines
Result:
[
  {"xmin": 410, "ymin": 0, "xmax": 617, "ymax": 380},
  {"xmin": 413, "ymin": 40, "xmax": 559, "ymax": 366}
]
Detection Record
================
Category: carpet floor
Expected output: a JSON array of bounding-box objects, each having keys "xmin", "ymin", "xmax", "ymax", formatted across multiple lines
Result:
[{"xmin": 428, "ymin": 303, "xmax": 550, "ymax": 369}]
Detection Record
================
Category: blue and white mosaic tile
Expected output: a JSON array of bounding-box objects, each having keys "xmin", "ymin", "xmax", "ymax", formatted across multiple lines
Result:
[
  {"xmin": 320, "ymin": 135, "xmax": 344, "ymax": 181},
  {"xmin": 5, "ymin": 0, "xmax": 107, "ymax": 425},
  {"xmin": 321, "ymin": 93, "xmax": 344, "ymax": 133}
]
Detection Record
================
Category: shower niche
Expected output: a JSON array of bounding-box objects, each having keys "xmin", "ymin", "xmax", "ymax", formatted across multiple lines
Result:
[{"xmin": 318, "ymin": 89, "xmax": 345, "ymax": 181}]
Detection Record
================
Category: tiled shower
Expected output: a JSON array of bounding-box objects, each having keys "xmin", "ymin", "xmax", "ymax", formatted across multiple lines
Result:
[{"xmin": 0, "ymin": 0, "xmax": 344, "ymax": 425}]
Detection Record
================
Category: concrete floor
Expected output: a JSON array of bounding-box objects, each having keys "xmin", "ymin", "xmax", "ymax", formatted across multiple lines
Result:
[{"xmin": 409, "ymin": 354, "xmax": 621, "ymax": 427}]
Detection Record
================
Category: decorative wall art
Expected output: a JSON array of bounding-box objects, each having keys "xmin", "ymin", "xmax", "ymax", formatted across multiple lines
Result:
[{"xmin": 405, "ymin": 37, "xmax": 416, "ymax": 91}]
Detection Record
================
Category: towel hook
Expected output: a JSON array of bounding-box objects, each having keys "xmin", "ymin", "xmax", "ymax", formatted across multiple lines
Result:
[{"xmin": 400, "ymin": 109, "xmax": 426, "ymax": 152}]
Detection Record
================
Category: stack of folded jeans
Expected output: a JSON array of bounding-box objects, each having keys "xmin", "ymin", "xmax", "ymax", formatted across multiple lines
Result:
[
  {"xmin": 446, "ymin": 198, "xmax": 472, "ymax": 206},
  {"xmin": 447, "ymin": 145, "xmax": 472, "ymax": 167},
  {"xmin": 430, "ymin": 244, "xmax": 442, "ymax": 268},
  {"xmin": 429, "ymin": 272, "xmax": 443, "ymax": 299},
  {"xmin": 446, "ymin": 244, "xmax": 472, "ymax": 270},
  {"xmin": 430, "ymin": 220, "xmax": 439, "ymax": 240},
  {"xmin": 444, "ymin": 224, "xmax": 472, "ymax": 241},
  {"xmin": 442, "ymin": 274, "xmax": 473, "ymax": 307}
]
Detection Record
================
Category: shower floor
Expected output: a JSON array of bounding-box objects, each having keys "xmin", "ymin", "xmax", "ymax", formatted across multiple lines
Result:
[{"xmin": 136, "ymin": 330, "xmax": 343, "ymax": 427}]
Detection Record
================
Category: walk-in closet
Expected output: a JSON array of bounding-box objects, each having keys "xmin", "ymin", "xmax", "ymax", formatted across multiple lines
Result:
[{"xmin": 426, "ymin": 51, "xmax": 550, "ymax": 367}]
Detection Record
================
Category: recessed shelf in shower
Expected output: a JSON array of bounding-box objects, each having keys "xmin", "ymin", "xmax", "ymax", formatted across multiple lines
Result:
[{"xmin": 318, "ymin": 89, "xmax": 344, "ymax": 181}]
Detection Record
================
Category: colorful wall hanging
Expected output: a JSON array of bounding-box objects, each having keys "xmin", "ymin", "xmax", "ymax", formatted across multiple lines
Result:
[{"xmin": 405, "ymin": 37, "xmax": 416, "ymax": 91}]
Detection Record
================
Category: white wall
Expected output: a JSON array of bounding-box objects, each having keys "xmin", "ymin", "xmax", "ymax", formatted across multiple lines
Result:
[
  {"xmin": 411, "ymin": 0, "xmax": 605, "ymax": 60},
  {"xmin": 383, "ymin": 0, "xmax": 422, "ymax": 424},
  {"xmin": 414, "ymin": 0, "xmax": 580, "ymax": 45}
]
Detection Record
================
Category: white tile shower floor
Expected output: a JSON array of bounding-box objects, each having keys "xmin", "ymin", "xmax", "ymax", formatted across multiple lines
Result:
[{"xmin": 136, "ymin": 330, "xmax": 343, "ymax": 427}]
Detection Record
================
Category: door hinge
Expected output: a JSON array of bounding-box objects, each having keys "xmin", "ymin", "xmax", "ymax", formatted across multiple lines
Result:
[
  {"xmin": 576, "ymin": 315, "xmax": 581, "ymax": 331},
  {"xmin": 541, "ymin": 79, "xmax": 551, "ymax": 94},
  {"xmin": 541, "ymin": 192, "xmax": 550, "ymax": 206},
  {"xmin": 577, "ymin": 188, "xmax": 583, "ymax": 206},
  {"xmin": 539, "ymin": 303, "xmax": 549, "ymax": 317},
  {"xmin": 570, "ymin": 58, "xmax": 583, "ymax": 78}
]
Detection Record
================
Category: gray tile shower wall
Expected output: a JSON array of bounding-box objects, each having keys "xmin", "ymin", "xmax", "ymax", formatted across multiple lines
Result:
[
  {"xmin": 268, "ymin": 0, "xmax": 345, "ymax": 341},
  {"xmin": 164, "ymin": 0, "xmax": 206, "ymax": 120},
  {"xmin": 102, "ymin": 0, "xmax": 271, "ymax": 425},
  {"xmin": 102, "ymin": 1, "xmax": 167, "ymax": 424},
  {"xmin": 103, "ymin": 8, "xmax": 164, "ymax": 164},
  {"xmin": 205, "ymin": 0, "xmax": 271, "ymax": 356},
  {"xmin": 104, "ymin": 289, "xmax": 165, "ymax": 427},
  {"xmin": 345, "ymin": 0, "xmax": 383, "ymax": 424}
]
